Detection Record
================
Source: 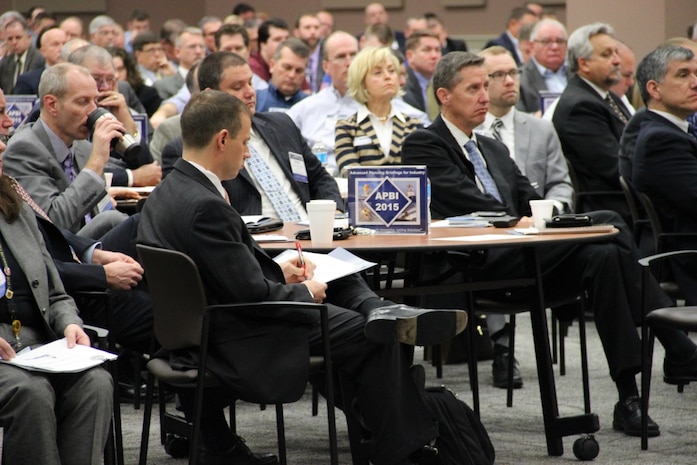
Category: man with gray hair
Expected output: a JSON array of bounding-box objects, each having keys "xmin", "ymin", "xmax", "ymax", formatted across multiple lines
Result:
[
  {"xmin": 255, "ymin": 38, "xmax": 310, "ymax": 112},
  {"xmin": 88, "ymin": 15, "xmax": 118, "ymax": 48},
  {"xmin": 517, "ymin": 18, "xmax": 571, "ymax": 114},
  {"xmin": 153, "ymin": 26, "xmax": 206, "ymax": 100},
  {"xmin": 552, "ymin": 22, "xmax": 630, "ymax": 221},
  {"xmin": 629, "ymin": 45, "xmax": 697, "ymax": 305},
  {"xmin": 403, "ymin": 50, "xmax": 697, "ymax": 438}
]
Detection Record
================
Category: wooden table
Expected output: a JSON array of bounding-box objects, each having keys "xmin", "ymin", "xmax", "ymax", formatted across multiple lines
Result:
[{"xmin": 260, "ymin": 223, "xmax": 619, "ymax": 457}]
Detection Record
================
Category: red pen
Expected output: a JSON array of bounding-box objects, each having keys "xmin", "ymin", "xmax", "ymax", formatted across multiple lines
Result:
[{"xmin": 295, "ymin": 241, "xmax": 307, "ymax": 280}]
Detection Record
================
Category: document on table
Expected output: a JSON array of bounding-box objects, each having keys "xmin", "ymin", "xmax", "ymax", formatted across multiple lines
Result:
[
  {"xmin": 0, "ymin": 338, "xmax": 117, "ymax": 373},
  {"xmin": 273, "ymin": 247, "xmax": 376, "ymax": 283}
]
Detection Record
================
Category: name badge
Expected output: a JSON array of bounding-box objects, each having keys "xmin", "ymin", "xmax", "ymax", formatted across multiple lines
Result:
[
  {"xmin": 325, "ymin": 114, "xmax": 339, "ymax": 131},
  {"xmin": 289, "ymin": 152, "xmax": 308, "ymax": 183},
  {"xmin": 354, "ymin": 136, "xmax": 372, "ymax": 147}
]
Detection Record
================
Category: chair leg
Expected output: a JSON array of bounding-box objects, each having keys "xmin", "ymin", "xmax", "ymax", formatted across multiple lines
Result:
[
  {"xmin": 312, "ymin": 384, "xmax": 319, "ymax": 416},
  {"xmin": 138, "ymin": 371, "xmax": 157, "ymax": 465},
  {"xmin": 275, "ymin": 404, "xmax": 287, "ymax": 465},
  {"xmin": 641, "ymin": 323, "xmax": 655, "ymax": 450},
  {"xmin": 578, "ymin": 307, "xmax": 591, "ymax": 413},
  {"xmin": 506, "ymin": 315, "xmax": 516, "ymax": 408},
  {"xmin": 551, "ymin": 311, "xmax": 558, "ymax": 365},
  {"xmin": 559, "ymin": 319, "xmax": 567, "ymax": 376}
]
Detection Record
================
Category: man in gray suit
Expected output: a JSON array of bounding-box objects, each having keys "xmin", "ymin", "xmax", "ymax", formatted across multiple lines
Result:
[
  {"xmin": 4, "ymin": 63, "xmax": 128, "ymax": 238},
  {"xmin": 516, "ymin": 19, "xmax": 572, "ymax": 114},
  {"xmin": 475, "ymin": 45, "xmax": 573, "ymax": 388},
  {"xmin": 153, "ymin": 26, "xmax": 205, "ymax": 100},
  {"xmin": 0, "ymin": 17, "xmax": 45, "ymax": 92}
]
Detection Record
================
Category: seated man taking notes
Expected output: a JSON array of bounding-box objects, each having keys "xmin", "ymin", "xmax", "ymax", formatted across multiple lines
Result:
[{"xmin": 138, "ymin": 90, "xmax": 467, "ymax": 465}]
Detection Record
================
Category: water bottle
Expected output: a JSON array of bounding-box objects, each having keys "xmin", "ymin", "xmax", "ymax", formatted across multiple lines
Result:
[{"xmin": 311, "ymin": 140, "xmax": 328, "ymax": 166}]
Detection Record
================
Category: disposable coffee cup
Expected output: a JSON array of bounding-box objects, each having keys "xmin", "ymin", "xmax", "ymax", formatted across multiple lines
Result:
[
  {"xmin": 529, "ymin": 199, "xmax": 554, "ymax": 229},
  {"xmin": 104, "ymin": 172, "xmax": 113, "ymax": 188},
  {"xmin": 307, "ymin": 200, "xmax": 336, "ymax": 247}
]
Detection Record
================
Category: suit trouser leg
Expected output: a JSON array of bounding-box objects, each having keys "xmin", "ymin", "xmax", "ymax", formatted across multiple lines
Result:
[
  {"xmin": 0, "ymin": 365, "xmax": 112, "ymax": 465},
  {"xmin": 308, "ymin": 304, "xmax": 437, "ymax": 465}
]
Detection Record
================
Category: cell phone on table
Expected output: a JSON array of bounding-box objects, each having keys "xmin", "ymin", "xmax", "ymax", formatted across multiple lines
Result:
[{"xmin": 470, "ymin": 211, "xmax": 507, "ymax": 217}]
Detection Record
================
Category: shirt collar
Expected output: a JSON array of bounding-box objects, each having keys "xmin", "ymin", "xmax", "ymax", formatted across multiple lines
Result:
[
  {"xmin": 38, "ymin": 118, "xmax": 72, "ymax": 163},
  {"xmin": 579, "ymin": 75, "xmax": 609, "ymax": 99},
  {"xmin": 185, "ymin": 159, "xmax": 228, "ymax": 199},
  {"xmin": 532, "ymin": 57, "xmax": 567, "ymax": 76},
  {"xmin": 442, "ymin": 114, "xmax": 477, "ymax": 150},
  {"xmin": 356, "ymin": 103, "xmax": 406, "ymax": 124},
  {"xmin": 650, "ymin": 109, "xmax": 690, "ymax": 133},
  {"xmin": 483, "ymin": 108, "xmax": 514, "ymax": 130}
]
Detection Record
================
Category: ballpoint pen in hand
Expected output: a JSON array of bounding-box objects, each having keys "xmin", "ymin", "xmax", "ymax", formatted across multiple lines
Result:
[{"xmin": 295, "ymin": 241, "xmax": 307, "ymax": 280}]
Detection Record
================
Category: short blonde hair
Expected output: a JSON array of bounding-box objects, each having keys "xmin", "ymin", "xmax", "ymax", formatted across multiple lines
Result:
[{"xmin": 347, "ymin": 46, "xmax": 401, "ymax": 104}]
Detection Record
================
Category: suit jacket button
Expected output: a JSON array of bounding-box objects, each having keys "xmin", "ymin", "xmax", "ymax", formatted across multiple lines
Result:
[
  {"xmin": 41, "ymin": 307, "xmax": 47, "ymax": 313},
  {"xmin": 31, "ymin": 280, "xmax": 39, "ymax": 288}
]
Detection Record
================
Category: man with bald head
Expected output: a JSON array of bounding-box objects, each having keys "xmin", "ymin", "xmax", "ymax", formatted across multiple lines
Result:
[
  {"xmin": 610, "ymin": 41, "xmax": 637, "ymax": 115},
  {"xmin": 362, "ymin": 2, "xmax": 405, "ymax": 52},
  {"xmin": 517, "ymin": 18, "xmax": 571, "ymax": 113}
]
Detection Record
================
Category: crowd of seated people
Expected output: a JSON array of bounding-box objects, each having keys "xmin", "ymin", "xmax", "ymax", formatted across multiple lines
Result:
[{"xmin": 0, "ymin": 2, "xmax": 697, "ymax": 463}]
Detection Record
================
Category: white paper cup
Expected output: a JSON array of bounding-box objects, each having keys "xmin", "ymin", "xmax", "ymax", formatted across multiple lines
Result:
[
  {"xmin": 104, "ymin": 172, "xmax": 113, "ymax": 188},
  {"xmin": 529, "ymin": 199, "xmax": 554, "ymax": 229},
  {"xmin": 307, "ymin": 200, "xmax": 336, "ymax": 247}
]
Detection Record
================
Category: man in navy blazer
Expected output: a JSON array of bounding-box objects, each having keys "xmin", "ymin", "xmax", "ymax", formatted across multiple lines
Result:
[
  {"xmin": 402, "ymin": 51, "xmax": 697, "ymax": 438},
  {"xmin": 484, "ymin": 7, "xmax": 537, "ymax": 66},
  {"xmin": 631, "ymin": 45, "xmax": 697, "ymax": 305}
]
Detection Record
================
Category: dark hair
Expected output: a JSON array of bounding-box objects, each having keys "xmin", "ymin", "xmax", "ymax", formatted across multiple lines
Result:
[
  {"xmin": 509, "ymin": 7, "xmax": 536, "ymax": 23},
  {"xmin": 273, "ymin": 37, "xmax": 310, "ymax": 61},
  {"xmin": 232, "ymin": 3, "xmax": 255, "ymax": 16},
  {"xmin": 36, "ymin": 24, "xmax": 59, "ymax": 49},
  {"xmin": 130, "ymin": 9, "xmax": 150, "ymax": 22},
  {"xmin": 198, "ymin": 51, "xmax": 248, "ymax": 90},
  {"xmin": 108, "ymin": 46, "xmax": 144, "ymax": 90},
  {"xmin": 185, "ymin": 61, "xmax": 200, "ymax": 93},
  {"xmin": 363, "ymin": 24, "xmax": 394, "ymax": 47},
  {"xmin": 181, "ymin": 90, "xmax": 250, "ymax": 149},
  {"xmin": 160, "ymin": 18, "xmax": 187, "ymax": 44},
  {"xmin": 132, "ymin": 30, "xmax": 160, "ymax": 52},
  {"xmin": 432, "ymin": 51, "xmax": 484, "ymax": 105},
  {"xmin": 405, "ymin": 30, "xmax": 440, "ymax": 52},
  {"xmin": 636, "ymin": 45, "xmax": 694, "ymax": 104},
  {"xmin": 258, "ymin": 18, "xmax": 288, "ymax": 45},
  {"xmin": 0, "ymin": 177, "xmax": 22, "ymax": 223},
  {"xmin": 215, "ymin": 23, "xmax": 249, "ymax": 49}
]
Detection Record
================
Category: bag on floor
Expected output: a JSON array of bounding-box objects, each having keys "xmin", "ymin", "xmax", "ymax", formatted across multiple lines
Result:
[{"xmin": 423, "ymin": 386, "xmax": 495, "ymax": 465}]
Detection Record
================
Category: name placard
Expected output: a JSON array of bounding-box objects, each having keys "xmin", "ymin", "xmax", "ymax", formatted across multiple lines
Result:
[{"xmin": 346, "ymin": 165, "xmax": 428, "ymax": 234}]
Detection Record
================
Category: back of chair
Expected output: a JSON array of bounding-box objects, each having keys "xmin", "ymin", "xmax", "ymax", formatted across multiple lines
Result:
[
  {"xmin": 137, "ymin": 244, "xmax": 206, "ymax": 351},
  {"xmin": 637, "ymin": 192, "xmax": 666, "ymax": 253}
]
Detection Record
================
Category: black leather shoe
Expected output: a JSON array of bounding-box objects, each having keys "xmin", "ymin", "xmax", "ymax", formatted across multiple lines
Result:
[
  {"xmin": 198, "ymin": 436, "xmax": 278, "ymax": 465},
  {"xmin": 365, "ymin": 304, "xmax": 467, "ymax": 346},
  {"xmin": 664, "ymin": 350, "xmax": 697, "ymax": 386},
  {"xmin": 612, "ymin": 396, "xmax": 660, "ymax": 437},
  {"xmin": 491, "ymin": 350, "xmax": 523, "ymax": 389},
  {"xmin": 118, "ymin": 381, "xmax": 147, "ymax": 403},
  {"xmin": 408, "ymin": 443, "xmax": 442, "ymax": 465}
]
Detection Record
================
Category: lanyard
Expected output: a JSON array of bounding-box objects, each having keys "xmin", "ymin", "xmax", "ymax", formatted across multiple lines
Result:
[{"xmin": 0, "ymin": 241, "xmax": 20, "ymax": 349}]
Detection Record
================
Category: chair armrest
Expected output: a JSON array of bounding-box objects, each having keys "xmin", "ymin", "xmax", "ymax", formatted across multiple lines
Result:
[
  {"xmin": 638, "ymin": 249, "xmax": 697, "ymax": 268},
  {"xmin": 205, "ymin": 301, "xmax": 326, "ymax": 326},
  {"xmin": 83, "ymin": 324, "xmax": 109, "ymax": 348}
]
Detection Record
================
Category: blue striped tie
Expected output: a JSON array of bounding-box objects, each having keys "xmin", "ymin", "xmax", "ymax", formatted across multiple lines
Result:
[
  {"xmin": 245, "ymin": 144, "xmax": 302, "ymax": 222},
  {"xmin": 464, "ymin": 140, "xmax": 502, "ymax": 203}
]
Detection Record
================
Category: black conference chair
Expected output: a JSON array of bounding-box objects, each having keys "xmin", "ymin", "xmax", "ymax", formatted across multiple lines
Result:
[
  {"xmin": 618, "ymin": 175, "xmax": 651, "ymax": 248},
  {"xmin": 136, "ymin": 244, "xmax": 340, "ymax": 465},
  {"xmin": 639, "ymin": 250, "xmax": 697, "ymax": 450}
]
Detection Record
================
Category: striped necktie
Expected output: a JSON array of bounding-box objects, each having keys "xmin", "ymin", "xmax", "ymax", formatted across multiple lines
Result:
[
  {"xmin": 605, "ymin": 94, "xmax": 628, "ymax": 125},
  {"xmin": 491, "ymin": 119, "xmax": 504, "ymax": 141},
  {"xmin": 464, "ymin": 140, "xmax": 503, "ymax": 203},
  {"xmin": 245, "ymin": 144, "xmax": 302, "ymax": 222}
]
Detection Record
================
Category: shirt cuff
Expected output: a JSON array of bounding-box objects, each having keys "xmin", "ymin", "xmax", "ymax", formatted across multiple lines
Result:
[{"xmin": 126, "ymin": 169, "xmax": 134, "ymax": 187}]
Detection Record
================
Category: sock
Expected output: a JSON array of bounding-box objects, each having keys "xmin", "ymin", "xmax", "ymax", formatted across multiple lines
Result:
[{"xmin": 615, "ymin": 371, "xmax": 639, "ymax": 402}]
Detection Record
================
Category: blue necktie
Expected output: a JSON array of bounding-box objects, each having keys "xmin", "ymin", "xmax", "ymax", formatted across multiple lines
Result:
[
  {"xmin": 62, "ymin": 151, "xmax": 76, "ymax": 182},
  {"xmin": 245, "ymin": 144, "xmax": 302, "ymax": 222},
  {"xmin": 464, "ymin": 140, "xmax": 502, "ymax": 203}
]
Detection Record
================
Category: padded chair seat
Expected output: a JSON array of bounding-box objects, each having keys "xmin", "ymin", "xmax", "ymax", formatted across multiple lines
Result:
[{"xmin": 646, "ymin": 306, "xmax": 697, "ymax": 332}]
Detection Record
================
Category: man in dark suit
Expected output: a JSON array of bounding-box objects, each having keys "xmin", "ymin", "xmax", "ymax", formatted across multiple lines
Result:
[
  {"xmin": 14, "ymin": 26, "xmax": 67, "ymax": 95},
  {"xmin": 403, "ymin": 30, "xmax": 442, "ymax": 120},
  {"xmin": 361, "ymin": 2, "xmax": 406, "ymax": 53},
  {"xmin": 516, "ymin": 19, "xmax": 572, "ymax": 114},
  {"xmin": 484, "ymin": 7, "xmax": 537, "ymax": 66},
  {"xmin": 162, "ymin": 51, "xmax": 343, "ymax": 219},
  {"xmin": 139, "ymin": 90, "xmax": 466, "ymax": 465},
  {"xmin": 0, "ymin": 17, "xmax": 46, "ymax": 92},
  {"xmin": 630, "ymin": 45, "xmax": 697, "ymax": 305},
  {"xmin": 402, "ymin": 51, "xmax": 697, "ymax": 438},
  {"xmin": 552, "ymin": 23, "xmax": 631, "ymax": 221},
  {"xmin": 424, "ymin": 13, "xmax": 467, "ymax": 55}
]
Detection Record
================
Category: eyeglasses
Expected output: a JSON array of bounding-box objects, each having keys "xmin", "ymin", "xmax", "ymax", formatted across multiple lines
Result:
[
  {"xmin": 92, "ymin": 75, "xmax": 118, "ymax": 88},
  {"xmin": 141, "ymin": 46, "xmax": 164, "ymax": 54},
  {"xmin": 534, "ymin": 38, "xmax": 567, "ymax": 47},
  {"xmin": 488, "ymin": 69, "xmax": 522, "ymax": 82}
]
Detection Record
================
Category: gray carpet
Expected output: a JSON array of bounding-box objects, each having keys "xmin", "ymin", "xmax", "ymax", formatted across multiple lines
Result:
[{"xmin": 116, "ymin": 313, "xmax": 697, "ymax": 463}]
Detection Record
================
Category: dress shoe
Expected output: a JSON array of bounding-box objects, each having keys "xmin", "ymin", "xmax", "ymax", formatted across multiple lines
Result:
[
  {"xmin": 118, "ymin": 381, "xmax": 175, "ymax": 403},
  {"xmin": 491, "ymin": 350, "xmax": 523, "ymax": 389},
  {"xmin": 612, "ymin": 396, "xmax": 660, "ymax": 437},
  {"xmin": 408, "ymin": 443, "xmax": 442, "ymax": 465},
  {"xmin": 198, "ymin": 436, "xmax": 278, "ymax": 465},
  {"xmin": 664, "ymin": 350, "xmax": 697, "ymax": 386},
  {"xmin": 365, "ymin": 304, "xmax": 467, "ymax": 346}
]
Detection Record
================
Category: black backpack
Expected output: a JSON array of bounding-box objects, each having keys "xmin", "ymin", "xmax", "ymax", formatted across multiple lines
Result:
[{"xmin": 423, "ymin": 386, "xmax": 495, "ymax": 465}]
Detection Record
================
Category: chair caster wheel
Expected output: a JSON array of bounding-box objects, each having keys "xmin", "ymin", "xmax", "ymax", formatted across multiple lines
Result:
[
  {"xmin": 573, "ymin": 434, "xmax": 599, "ymax": 461},
  {"xmin": 164, "ymin": 433, "xmax": 189, "ymax": 458}
]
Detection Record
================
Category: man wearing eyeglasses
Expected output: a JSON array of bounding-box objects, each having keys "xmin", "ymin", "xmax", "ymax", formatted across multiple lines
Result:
[
  {"xmin": 133, "ymin": 30, "xmax": 176, "ymax": 86},
  {"xmin": 517, "ymin": 18, "xmax": 571, "ymax": 114}
]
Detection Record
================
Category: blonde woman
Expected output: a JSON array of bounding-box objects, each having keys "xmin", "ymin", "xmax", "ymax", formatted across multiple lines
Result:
[{"xmin": 335, "ymin": 46, "xmax": 422, "ymax": 176}]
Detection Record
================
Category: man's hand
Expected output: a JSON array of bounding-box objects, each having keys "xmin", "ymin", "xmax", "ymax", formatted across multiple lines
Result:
[
  {"xmin": 97, "ymin": 91, "xmax": 136, "ymax": 134},
  {"xmin": 84, "ymin": 116, "xmax": 127, "ymax": 174},
  {"xmin": 92, "ymin": 249, "xmax": 139, "ymax": 266},
  {"xmin": 303, "ymin": 280, "xmax": 327, "ymax": 303},
  {"xmin": 280, "ymin": 255, "xmax": 316, "ymax": 283},
  {"xmin": 108, "ymin": 187, "xmax": 141, "ymax": 201},
  {"xmin": 131, "ymin": 161, "xmax": 162, "ymax": 186},
  {"xmin": 0, "ymin": 338, "xmax": 16, "ymax": 360},
  {"xmin": 103, "ymin": 261, "xmax": 144, "ymax": 291},
  {"xmin": 64, "ymin": 324, "xmax": 91, "ymax": 347},
  {"xmin": 155, "ymin": 55, "xmax": 177, "ymax": 77}
]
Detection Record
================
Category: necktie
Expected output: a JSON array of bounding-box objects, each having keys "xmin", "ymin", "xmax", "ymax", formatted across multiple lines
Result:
[
  {"xmin": 491, "ymin": 119, "xmax": 504, "ymax": 141},
  {"xmin": 245, "ymin": 144, "xmax": 302, "ymax": 222},
  {"xmin": 62, "ymin": 151, "xmax": 76, "ymax": 182},
  {"xmin": 688, "ymin": 123, "xmax": 697, "ymax": 140},
  {"xmin": 12, "ymin": 56, "xmax": 23, "ymax": 87},
  {"xmin": 464, "ymin": 140, "xmax": 502, "ymax": 203},
  {"xmin": 605, "ymin": 94, "xmax": 628, "ymax": 125}
]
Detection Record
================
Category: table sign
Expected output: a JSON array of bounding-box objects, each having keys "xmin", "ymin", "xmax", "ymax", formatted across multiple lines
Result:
[
  {"xmin": 6, "ymin": 95, "xmax": 38, "ymax": 129},
  {"xmin": 539, "ymin": 90, "xmax": 561, "ymax": 115},
  {"xmin": 346, "ymin": 165, "xmax": 428, "ymax": 234}
]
